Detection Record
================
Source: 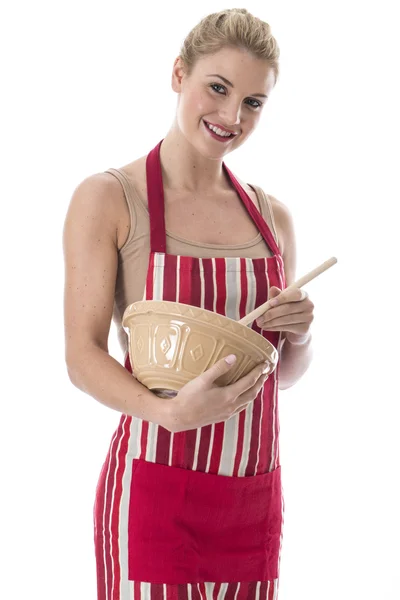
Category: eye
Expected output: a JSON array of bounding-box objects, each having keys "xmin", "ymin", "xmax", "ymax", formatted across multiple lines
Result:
[
  {"xmin": 210, "ymin": 83, "xmax": 225, "ymax": 94},
  {"xmin": 246, "ymin": 98, "xmax": 263, "ymax": 109},
  {"xmin": 209, "ymin": 84, "xmax": 263, "ymax": 109}
]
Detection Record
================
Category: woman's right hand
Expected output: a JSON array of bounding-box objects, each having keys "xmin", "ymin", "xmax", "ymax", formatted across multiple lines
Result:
[{"xmin": 165, "ymin": 356, "xmax": 271, "ymax": 433}]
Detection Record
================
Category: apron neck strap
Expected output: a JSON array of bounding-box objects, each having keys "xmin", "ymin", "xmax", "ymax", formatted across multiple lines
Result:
[
  {"xmin": 222, "ymin": 163, "xmax": 281, "ymax": 257},
  {"xmin": 146, "ymin": 139, "xmax": 281, "ymax": 256},
  {"xmin": 146, "ymin": 140, "xmax": 167, "ymax": 253}
]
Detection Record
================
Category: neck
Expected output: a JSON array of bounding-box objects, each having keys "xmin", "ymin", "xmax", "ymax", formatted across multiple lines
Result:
[{"xmin": 159, "ymin": 123, "xmax": 231, "ymax": 193}]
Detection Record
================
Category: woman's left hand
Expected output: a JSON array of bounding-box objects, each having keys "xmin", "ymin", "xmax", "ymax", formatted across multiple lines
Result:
[{"xmin": 256, "ymin": 286, "xmax": 314, "ymax": 343}]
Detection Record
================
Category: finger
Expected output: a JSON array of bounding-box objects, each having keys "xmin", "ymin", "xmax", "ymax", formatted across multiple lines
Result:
[
  {"xmin": 232, "ymin": 373, "xmax": 269, "ymax": 414},
  {"xmin": 269, "ymin": 287, "xmax": 308, "ymax": 307},
  {"xmin": 226, "ymin": 362, "xmax": 269, "ymax": 397},
  {"xmin": 258, "ymin": 303, "xmax": 309, "ymax": 326},
  {"xmin": 201, "ymin": 355, "xmax": 237, "ymax": 385},
  {"xmin": 259, "ymin": 315, "xmax": 310, "ymax": 329},
  {"xmin": 260, "ymin": 323, "xmax": 310, "ymax": 334}
]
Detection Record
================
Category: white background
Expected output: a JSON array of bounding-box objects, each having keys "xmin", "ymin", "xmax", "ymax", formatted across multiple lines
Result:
[{"xmin": 1, "ymin": 1, "xmax": 399, "ymax": 598}]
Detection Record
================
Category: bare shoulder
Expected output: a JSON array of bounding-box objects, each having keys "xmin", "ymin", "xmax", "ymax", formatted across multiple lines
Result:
[
  {"xmin": 71, "ymin": 171, "xmax": 125, "ymax": 221},
  {"xmin": 72, "ymin": 170, "xmax": 134, "ymax": 251}
]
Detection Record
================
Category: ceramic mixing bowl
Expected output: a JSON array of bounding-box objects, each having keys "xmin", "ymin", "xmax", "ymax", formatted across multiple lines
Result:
[{"xmin": 122, "ymin": 300, "xmax": 278, "ymax": 396}]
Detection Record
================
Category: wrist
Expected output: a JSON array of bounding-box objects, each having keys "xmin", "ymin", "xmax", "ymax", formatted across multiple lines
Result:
[
  {"xmin": 285, "ymin": 331, "xmax": 312, "ymax": 346},
  {"xmin": 150, "ymin": 388, "xmax": 181, "ymax": 432},
  {"xmin": 136, "ymin": 387, "xmax": 177, "ymax": 429}
]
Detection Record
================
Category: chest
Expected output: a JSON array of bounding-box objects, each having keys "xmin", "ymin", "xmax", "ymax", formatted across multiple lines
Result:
[
  {"xmin": 121, "ymin": 160, "xmax": 262, "ymax": 246},
  {"xmin": 163, "ymin": 189, "xmax": 261, "ymax": 245}
]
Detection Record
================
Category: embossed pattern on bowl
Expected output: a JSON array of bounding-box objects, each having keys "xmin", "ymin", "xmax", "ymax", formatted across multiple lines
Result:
[{"xmin": 122, "ymin": 300, "xmax": 279, "ymax": 393}]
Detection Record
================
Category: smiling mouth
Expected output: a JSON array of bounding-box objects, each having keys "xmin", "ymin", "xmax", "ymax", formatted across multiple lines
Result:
[{"xmin": 203, "ymin": 120, "xmax": 238, "ymax": 140}]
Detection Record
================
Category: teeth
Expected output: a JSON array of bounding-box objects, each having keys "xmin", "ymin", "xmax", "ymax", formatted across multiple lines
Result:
[{"xmin": 206, "ymin": 122, "xmax": 232, "ymax": 137}]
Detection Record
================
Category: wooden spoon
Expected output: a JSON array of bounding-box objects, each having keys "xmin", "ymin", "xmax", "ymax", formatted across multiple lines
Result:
[{"xmin": 238, "ymin": 256, "xmax": 337, "ymax": 326}]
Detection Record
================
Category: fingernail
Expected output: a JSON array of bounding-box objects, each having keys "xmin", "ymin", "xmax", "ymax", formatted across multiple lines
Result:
[{"xmin": 225, "ymin": 354, "xmax": 237, "ymax": 365}]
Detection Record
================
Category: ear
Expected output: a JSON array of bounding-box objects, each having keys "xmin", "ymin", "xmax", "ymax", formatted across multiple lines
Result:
[{"xmin": 171, "ymin": 56, "xmax": 186, "ymax": 93}]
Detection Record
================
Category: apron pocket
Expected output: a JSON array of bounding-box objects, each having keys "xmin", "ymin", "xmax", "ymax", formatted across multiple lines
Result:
[{"xmin": 128, "ymin": 459, "xmax": 282, "ymax": 584}]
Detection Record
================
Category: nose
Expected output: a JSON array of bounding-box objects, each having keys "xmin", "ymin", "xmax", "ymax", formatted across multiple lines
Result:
[{"xmin": 219, "ymin": 100, "xmax": 242, "ymax": 129}]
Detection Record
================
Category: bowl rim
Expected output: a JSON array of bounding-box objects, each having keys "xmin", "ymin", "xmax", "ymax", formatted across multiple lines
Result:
[{"xmin": 122, "ymin": 299, "xmax": 277, "ymax": 359}]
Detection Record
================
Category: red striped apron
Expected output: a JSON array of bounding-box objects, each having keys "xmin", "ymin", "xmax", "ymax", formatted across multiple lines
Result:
[{"xmin": 94, "ymin": 140, "xmax": 287, "ymax": 600}]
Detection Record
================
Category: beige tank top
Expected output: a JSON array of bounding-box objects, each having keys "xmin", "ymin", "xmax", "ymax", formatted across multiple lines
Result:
[{"xmin": 105, "ymin": 168, "xmax": 281, "ymax": 355}]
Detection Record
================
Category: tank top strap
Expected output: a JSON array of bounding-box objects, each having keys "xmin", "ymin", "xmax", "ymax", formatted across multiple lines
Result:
[
  {"xmin": 250, "ymin": 184, "xmax": 280, "ymax": 251},
  {"xmin": 103, "ymin": 167, "xmax": 138, "ymax": 249}
]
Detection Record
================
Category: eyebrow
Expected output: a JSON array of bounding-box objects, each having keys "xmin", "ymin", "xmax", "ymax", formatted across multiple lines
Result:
[{"xmin": 206, "ymin": 73, "xmax": 268, "ymax": 98}]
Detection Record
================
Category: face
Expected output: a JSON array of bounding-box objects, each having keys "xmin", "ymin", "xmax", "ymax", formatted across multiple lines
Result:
[{"xmin": 171, "ymin": 46, "xmax": 276, "ymax": 160}]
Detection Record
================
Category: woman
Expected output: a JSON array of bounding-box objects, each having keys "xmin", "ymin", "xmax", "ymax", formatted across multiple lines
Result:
[{"xmin": 63, "ymin": 8, "xmax": 314, "ymax": 600}]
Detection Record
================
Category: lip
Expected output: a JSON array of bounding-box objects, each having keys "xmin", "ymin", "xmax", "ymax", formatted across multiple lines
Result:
[
  {"xmin": 203, "ymin": 120, "xmax": 238, "ymax": 136},
  {"xmin": 203, "ymin": 120, "xmax": 235, "ymax": 143}
]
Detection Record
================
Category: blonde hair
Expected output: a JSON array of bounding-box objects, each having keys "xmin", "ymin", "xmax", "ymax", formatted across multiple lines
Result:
[{"xmin": 179, "ymin": 8, "xmax": 280, "ymax": 84}]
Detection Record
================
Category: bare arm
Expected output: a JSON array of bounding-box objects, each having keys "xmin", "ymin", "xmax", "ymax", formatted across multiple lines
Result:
[
  {"xmin": 63, "ymin": 173, "xmax": 172, "ymax": 427},
  {"xmin": 269, "ymin": 195, "xmax": 314, "ymax": 390}
]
